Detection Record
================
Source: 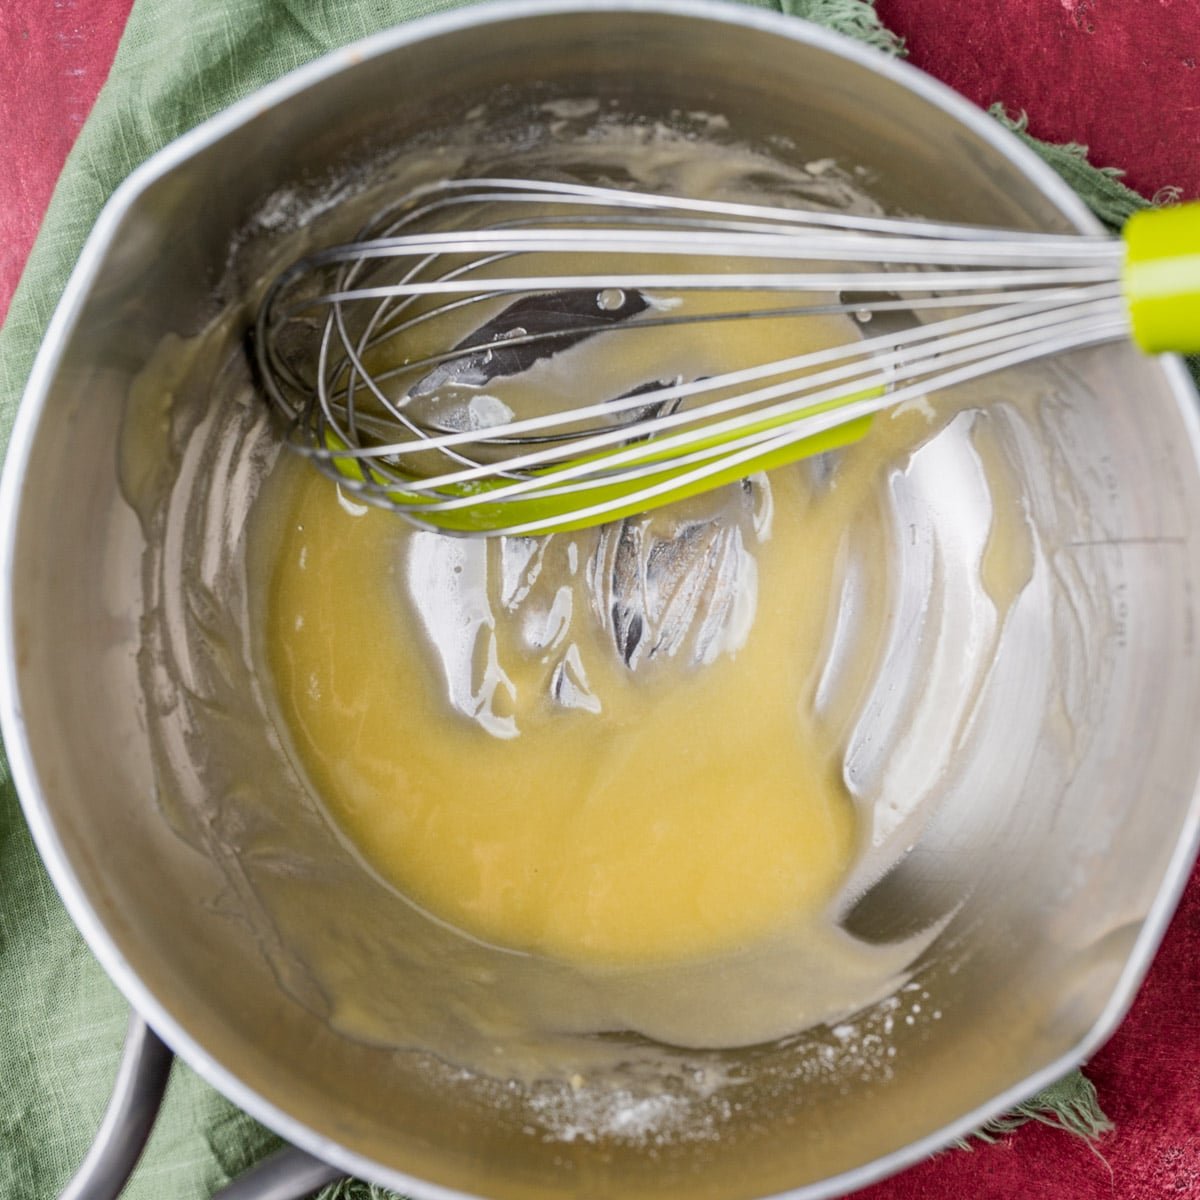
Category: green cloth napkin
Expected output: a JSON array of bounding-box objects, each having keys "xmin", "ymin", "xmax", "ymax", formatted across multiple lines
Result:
[{"xmin": 0, "ymin": 1, "xmax": 1164, "ymax": 1196}]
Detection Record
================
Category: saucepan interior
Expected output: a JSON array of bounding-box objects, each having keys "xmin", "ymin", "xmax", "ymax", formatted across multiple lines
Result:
[{"xmin": 4, "ymin": 4, "xmax": 1200, "ymax": 1199}]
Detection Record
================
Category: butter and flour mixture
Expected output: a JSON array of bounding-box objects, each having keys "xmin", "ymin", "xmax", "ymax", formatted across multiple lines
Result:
[
  {"xmin": 263, "ymin": 272, "xmax": 867, "ymax": 969},
  {"xmin": 126, "ymin": 117, "xmax": 1040, "ymax": 1101}
]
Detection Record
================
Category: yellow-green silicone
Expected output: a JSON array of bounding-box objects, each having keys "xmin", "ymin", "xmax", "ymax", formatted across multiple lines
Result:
[
  {"xmin": 1121, "ymin": 202, "xmax": 1200, "ymax": 355},
  {"xmin": 323, "ymin": 388, "xmax": 880, "ymax": 535}
]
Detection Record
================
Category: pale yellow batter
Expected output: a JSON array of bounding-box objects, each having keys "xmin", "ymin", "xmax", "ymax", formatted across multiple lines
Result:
[
  {"xmin": 264, "ymin": 293, "xmax": 870, "ymax": 968},
  {"xmin": 268, "ymin": 466, "xmax": 857, "ymax": 965}
]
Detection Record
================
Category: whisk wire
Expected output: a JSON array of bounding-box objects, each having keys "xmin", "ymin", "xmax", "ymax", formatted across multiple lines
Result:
[
  {"xmin": 360, "ymin": 300, "xmax": 1127, "ymax": 500},
  {"xmin": 253, "ymin": 178, "xmax": 1137, "ymax": 535},
  {"xmin": 395, "ymin": 177, "xmax": 1118, "ymax": 244},
  {"xmin": 305, "ymin": 286, "xmax": 1125, "ymax": 467},
  {"xmin": 411, "ymin": 311, "xmax": 1130, "ymax": 537}
]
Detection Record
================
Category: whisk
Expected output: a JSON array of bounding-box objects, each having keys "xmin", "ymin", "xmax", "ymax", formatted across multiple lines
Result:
[{"xmin": 254, "ymin": 178, "xmax": 1200, "ymax": 536}]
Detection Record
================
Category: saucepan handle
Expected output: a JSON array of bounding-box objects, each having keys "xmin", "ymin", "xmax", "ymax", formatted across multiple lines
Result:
[
  {"xmin": 60, "ymin": 1010, "xmax": 347, "ymax": 1200},
  {"xmin": 58, "ymin": 1013, "xmax": 174, "ymax": 1200},
  {"xmin": 211, "ymin": 1147, "xmax": 345, "ymax": 1199}
]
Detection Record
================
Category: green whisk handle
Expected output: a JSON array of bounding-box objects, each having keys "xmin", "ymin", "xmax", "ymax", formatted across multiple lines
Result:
[{"xmin": 1122, "ymin": 201, "xmax": 1200, "ymax": 355}]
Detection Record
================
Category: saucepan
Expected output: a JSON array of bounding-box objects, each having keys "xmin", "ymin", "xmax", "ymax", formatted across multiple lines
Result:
[{"xmin": 3, "ymin": 3, "xmax": 1200, "ymax": 1198}]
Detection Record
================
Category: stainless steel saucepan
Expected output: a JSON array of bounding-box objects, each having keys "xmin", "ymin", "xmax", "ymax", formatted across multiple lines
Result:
[{"xmin": 3, "ymin": 3, "xmax": 1199, "ymax": 1198}]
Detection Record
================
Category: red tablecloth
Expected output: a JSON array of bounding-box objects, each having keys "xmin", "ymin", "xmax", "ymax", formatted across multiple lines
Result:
[{"xmin": 3, "ymin": 2, "xmax": 1199, "ymax": 1196}]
